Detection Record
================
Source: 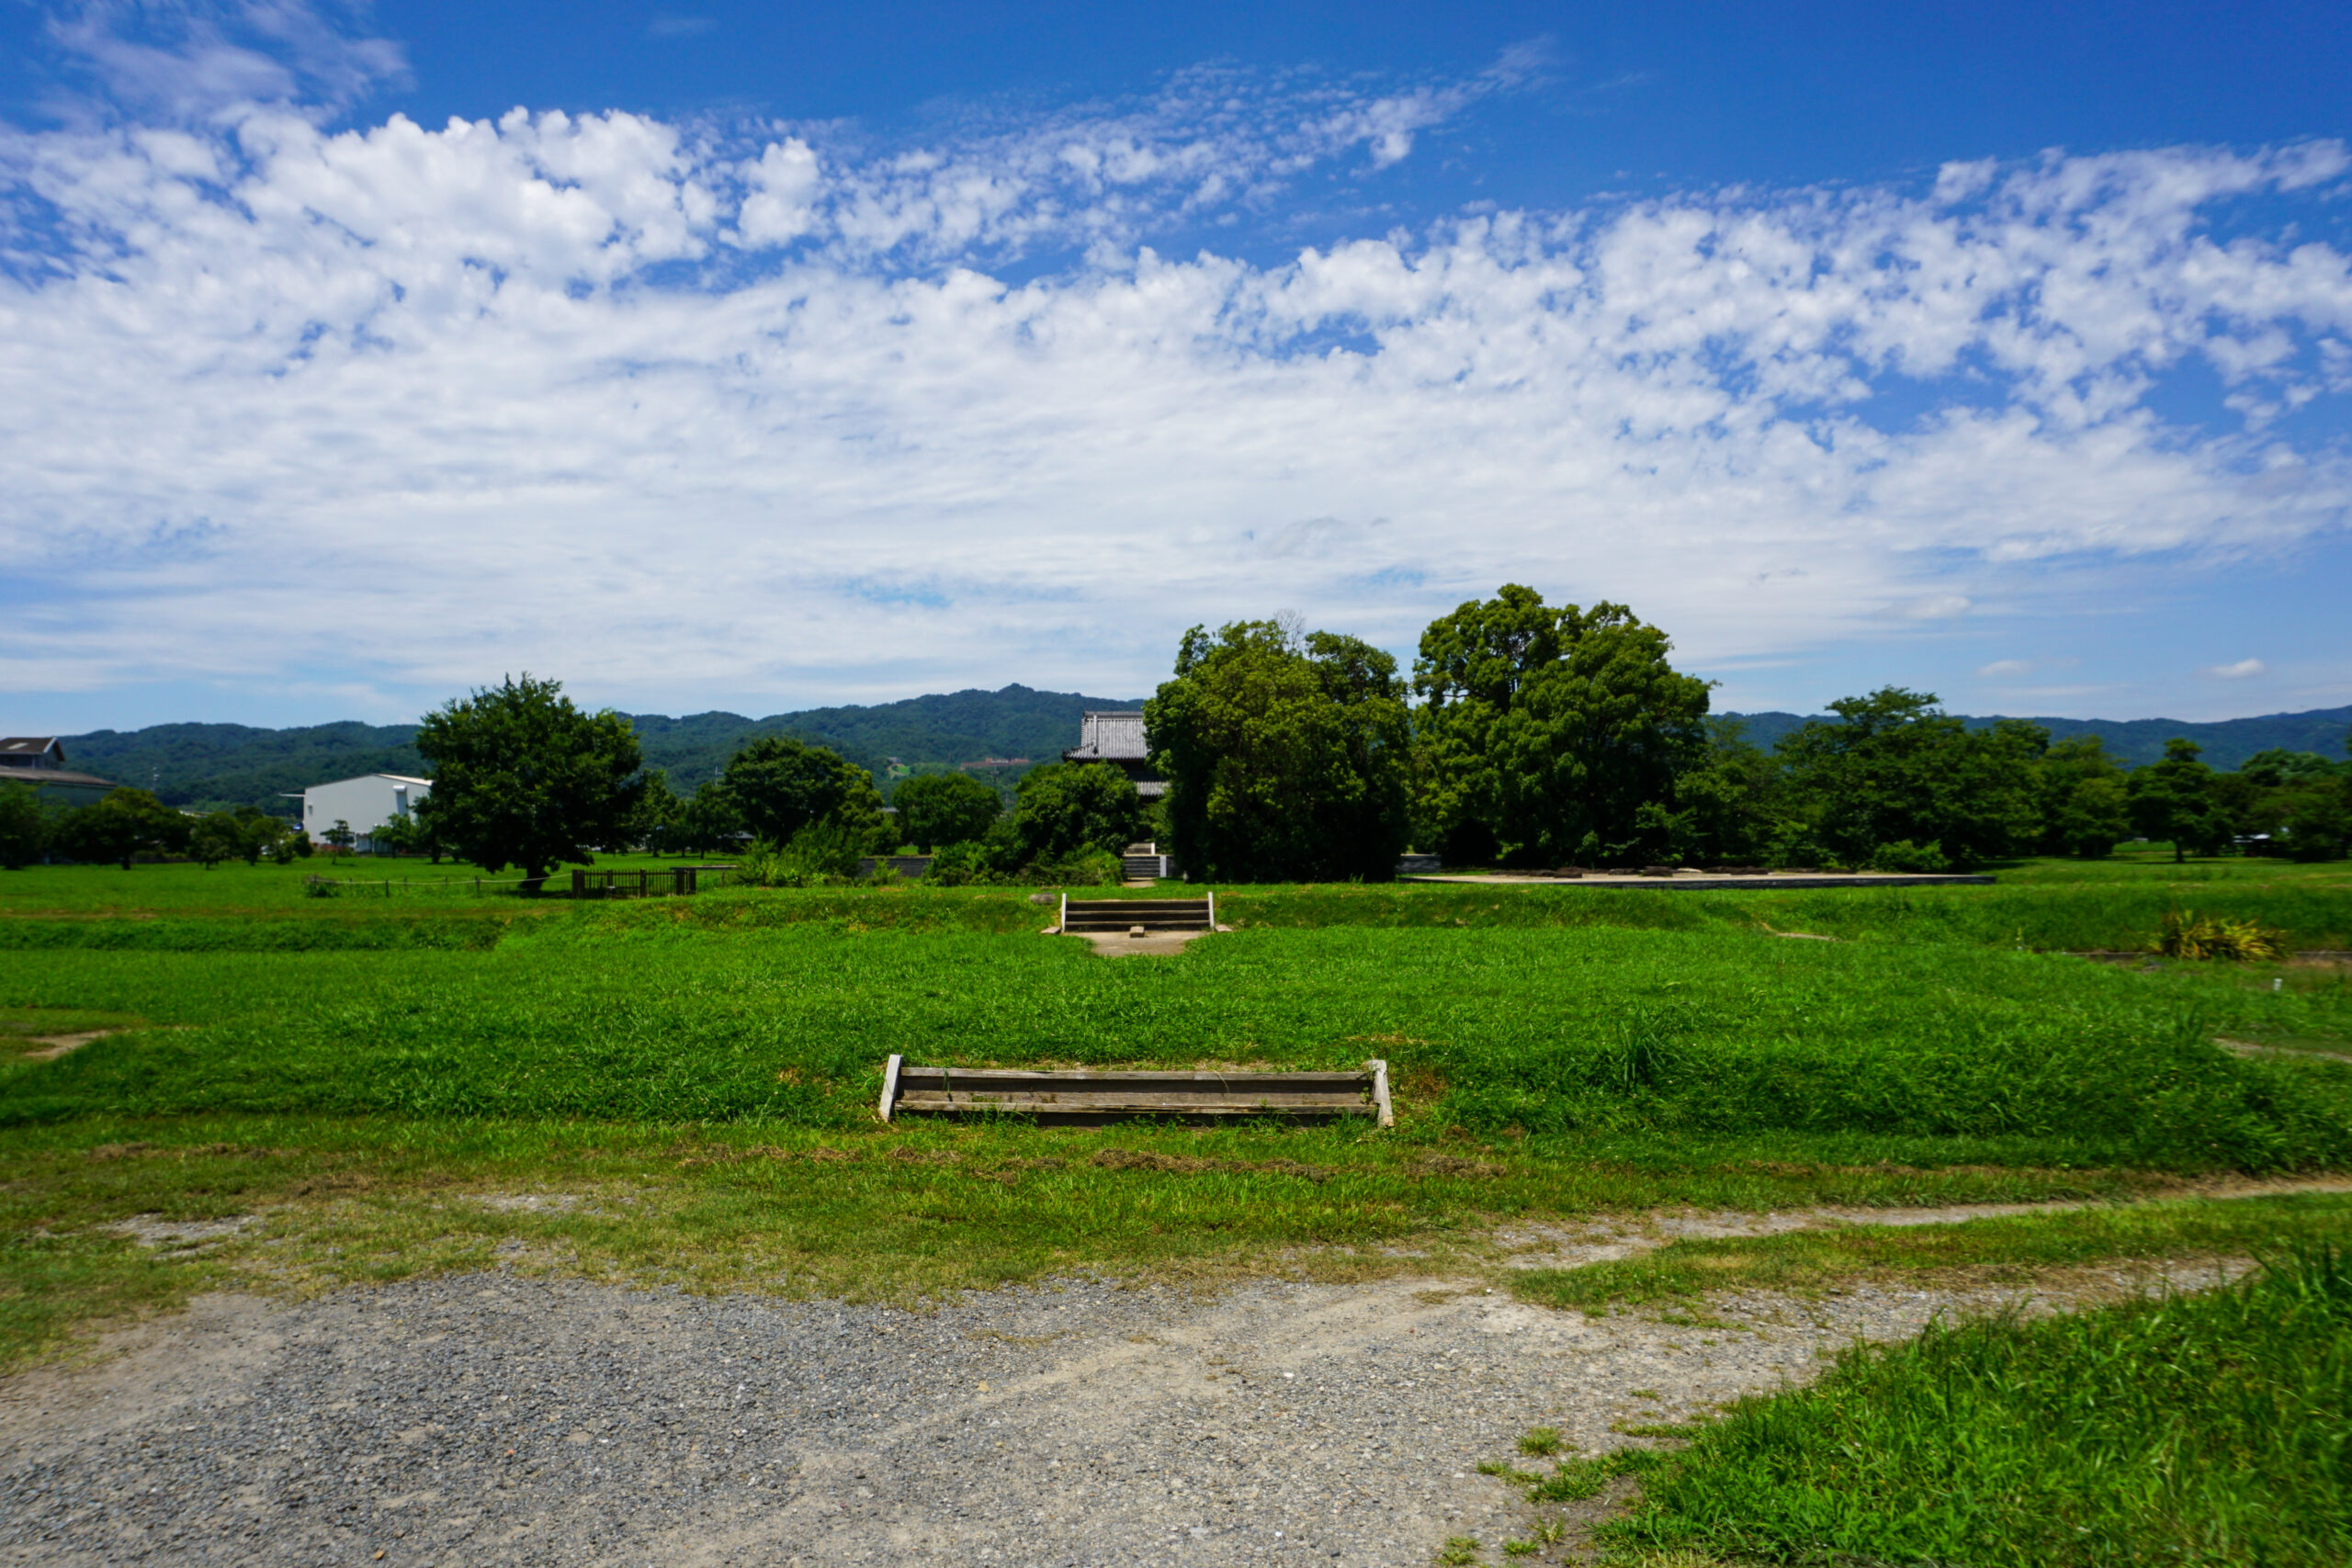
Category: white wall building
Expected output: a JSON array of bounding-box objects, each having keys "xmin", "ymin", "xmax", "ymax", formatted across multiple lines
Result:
[{"xmin": 300, "ymin": 773, "xmax": 431, "ymax": 852}]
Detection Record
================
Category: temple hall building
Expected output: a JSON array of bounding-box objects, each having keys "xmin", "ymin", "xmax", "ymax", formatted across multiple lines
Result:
[{"xmin": 1061, "ymin": 711, "xmax": 1167, "ymax": 800}]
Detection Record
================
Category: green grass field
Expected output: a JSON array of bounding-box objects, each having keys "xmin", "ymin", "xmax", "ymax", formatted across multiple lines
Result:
[
  {"xmin": 4, "ymin": 851, "xmax": 2350, "ymax": 1559},
  {"xmin": 1558, "ymin": 1243, "xmax": 2352, "ymax": 1566}
]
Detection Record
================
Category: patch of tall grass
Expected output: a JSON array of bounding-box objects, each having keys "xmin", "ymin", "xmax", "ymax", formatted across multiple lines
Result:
[
  {"xmin": 5, "ymin": 926, "xmax": 2346, "ymax": 1169},
  {"xmin": 1607, "ymin": 1244, "xmax": 2352, "ymax": 1566}
]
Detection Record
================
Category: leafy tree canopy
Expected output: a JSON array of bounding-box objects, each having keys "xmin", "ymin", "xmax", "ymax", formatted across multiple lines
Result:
[
  {"xmin": 53, "ymin": 787, "xmax": 189, "ymax": 871},
  {"xmin": 2034, "ymin": 735, "xmax": 2132, "ymax": 859},
  {"xmin": 720, "ymin": 735, "xmax": 888, "ymax": 850},
  {"xmin": 892, "ymin": 771, "xmax": 1003, "ymax": 852},
  {"xmin": 188, "ymin": 810, "xmax": 251, "ymax": 869},
  {"xmin": 2126, "ymin": 737, "xmax": 2231, "ymax": 863},
  {"xmin": 1672, "ymin": 716, "xmax": 1796, "ymax": 867},
  {"xmin": 0, "ymin": 781, "xmax": 50, "ymax": 870},
  {"xmin": 1776, "ymin": 688, "xmax": 2046, "ymax": 870},
  {"xmin": 414, "ymin": 674, "xmax": 645, "ymax": 881},
  {"xmin": 2238, "ymin": 747, "xmax": 2346, "ymax": 787},
  {"xmin": 1146, "ymin": 619, "xmax": 1411, "ymax": 882},
  {"xmin": 1005, "ymin": 762, "xmax": 1147, "ymax": 868},
  {"xmin": 1413, "ymin": 587, "xmax": 1711, "ymax": 867}
]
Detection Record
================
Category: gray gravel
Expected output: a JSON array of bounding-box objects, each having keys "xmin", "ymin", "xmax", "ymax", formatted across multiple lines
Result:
[{"xmin": 0, "ymin": 1262, "xmax": 2064, "ymax": 1567}]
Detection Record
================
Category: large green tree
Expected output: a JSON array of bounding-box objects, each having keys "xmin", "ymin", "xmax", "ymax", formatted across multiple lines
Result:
[
  {"xmin": 414, "ymin": 674, "xmax": 646, "ymax": 885},
  {"xmin": 1776, "ymin": 689, "xmax": 2044, "ymax": 870},
  {"xmin": 53, "ymin": 787, "xmax": 190, "ymax": 871},
  {"xmin": 1004, "ymin": 762, "xmax": 1147, "ymax": 868},
  {"xmin": 1145, "ymin": 620, "xmax": 1412, "ymax": 882},
  {"xmin": 188, "ymin": 811, "xmax": 248, "ymax": 869},
  {"xmin": 2126, "ymin": 738, "xmax": 2230, "ymax": 863},
  {"xmin": 719, "ymin": 735, "xmax": 888, "ymax": 849},
  {"xmin": 1674, "ymin": 717, "xmax": 1797, "ymax": 866},
  {"xmin": 2233, "ymin": 749, "xmax": 2351, "ymax": 861},
  {"xmin": 2034, "ymin": 735, "xmax": 2132, "ymax": 858},
  {"xmin": 1412, "ymin": 587, "xmax": 1711, "ymax": 867},
  {"xmin": 0, "ymin": 781, "xmax": 49, "ymax": 870},
  {"xmin": 892, "ymin": 771, "xmax": 1004, "ymax": 852}
]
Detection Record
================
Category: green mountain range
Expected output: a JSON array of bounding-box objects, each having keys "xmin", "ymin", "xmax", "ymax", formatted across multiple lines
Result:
[
  {"xmin": 48, "ymin": 690, "xmax": 2350, "ymax": 814},
  {"xmin": 1724, "ymin": 706, "xmax": 2352, "ymax": 768},
  {"xmin": 59, "ymin": 685, "xmax": 1143, "ymax": 813}
]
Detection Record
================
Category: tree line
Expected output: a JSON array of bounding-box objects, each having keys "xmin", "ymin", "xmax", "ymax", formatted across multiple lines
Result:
[
  {"xmin": 392, "ymin": 675, "xmax": 1154, "ymax": 887},
  {"xmin": 0, "ymin": 786, "xmax": 311, "ymax": 872},
  {"xmin": 1141, "ymin": 588, "xmax": 2351, "ymax": 879},
  {"xmin": 8, "ymin": 596, "xmax": 2346, "ymax": 881}
]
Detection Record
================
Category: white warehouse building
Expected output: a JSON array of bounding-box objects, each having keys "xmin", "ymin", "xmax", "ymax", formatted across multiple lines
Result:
[{"xmin": 300, "ymin": 773, "xmax": 432, "ymax": 852}]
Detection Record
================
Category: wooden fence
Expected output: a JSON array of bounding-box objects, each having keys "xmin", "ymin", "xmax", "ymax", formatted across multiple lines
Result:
[{"xmin": 568, "ymin": 865, "xmax": 739, "ymax": 899}]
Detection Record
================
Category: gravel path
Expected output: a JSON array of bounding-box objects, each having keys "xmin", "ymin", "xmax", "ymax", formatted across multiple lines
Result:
[{"xmin": 2, "ymin": 1262, "xmax": 2086, "ymax": 1567}]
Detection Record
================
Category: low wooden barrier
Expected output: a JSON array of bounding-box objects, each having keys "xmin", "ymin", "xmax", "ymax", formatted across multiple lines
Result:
[{"xmin": 878, "ymin": 1056, "xmax": 1393, "ymax": 1127}]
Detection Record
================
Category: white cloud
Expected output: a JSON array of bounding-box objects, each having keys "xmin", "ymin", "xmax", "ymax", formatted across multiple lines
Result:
[
  {"xmin": 0, "ymin": 39, "xmax": 2349, "ymax": 716},
  {"xmin": 1977, "ymin": 659, "xmax": 2033, "ymax": 678},
  {"xmin": 2204, "ymin": 659, "xmax": 2269, "ymax": 680},
  {"xmin": 41, "ymin": 0, "xmax": 408, "ymax": 123}
]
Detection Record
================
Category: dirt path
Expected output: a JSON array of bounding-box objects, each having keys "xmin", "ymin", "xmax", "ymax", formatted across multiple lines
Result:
[{"xmin": 0, "ymin": 1253, "xmax": 2216, "ymax": 1568}]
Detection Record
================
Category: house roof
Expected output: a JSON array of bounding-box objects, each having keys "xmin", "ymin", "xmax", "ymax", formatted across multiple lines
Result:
[
  {"xmin": 0, "ymin": 737, "xmax": 63, "ymax": 759},
  {"xmin": 1064, "ymin": 710, "xmax": 1150, "ymax": 762},
  {"xmin": 305, "ymin": 773, "xmax": 434, "ymax": 790}
]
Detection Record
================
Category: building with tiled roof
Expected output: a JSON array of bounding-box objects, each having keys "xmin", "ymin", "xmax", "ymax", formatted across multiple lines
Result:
[
  {"xmin": 1060, "ymin": 711, "xmax": 1167, "ymax": 800},
  {"xmin": 0, "ymin": 737, "xmax": 119, "ymax": 808}
]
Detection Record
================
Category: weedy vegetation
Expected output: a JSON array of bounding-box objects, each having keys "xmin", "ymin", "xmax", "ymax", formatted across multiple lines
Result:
[{"xmin": 1568, "ymin": 1244, "xmax": 2352, "ymax": 1567}]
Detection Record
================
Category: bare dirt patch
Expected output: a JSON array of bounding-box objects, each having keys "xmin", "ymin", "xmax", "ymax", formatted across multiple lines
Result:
[
  {"xmin": 18, "ymin": 1032, "xmax": 114, "ymax": 1063},
  {"xmin": 104, "ymin": 1213, "xmax": 260, "ymax": 1250},
  {"xmin": 1072, "ymin": 928, "xmax": 1217, "ymax": 957}
]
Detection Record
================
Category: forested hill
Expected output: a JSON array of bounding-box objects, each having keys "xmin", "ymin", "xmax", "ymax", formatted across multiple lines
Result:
[
  {"xmin": 62, "ymin": 684, "xmax": 1142, "ymax": 811},
  {"xmin": 54, "ymin": 692, "xmax": 2348, "ymax": 812},
  {"xmin": 1722, "ymin": 705, "xmax": 2352, "ymax": 768},
  {"xmin": 621, "ymin": 685, "xmax": 1143, "ymax": 789}
]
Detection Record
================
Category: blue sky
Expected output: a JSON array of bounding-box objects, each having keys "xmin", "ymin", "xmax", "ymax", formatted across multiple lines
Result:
[{"xmin": 2, "ymin": 0, "xmax": 2348, "ymax": 731}]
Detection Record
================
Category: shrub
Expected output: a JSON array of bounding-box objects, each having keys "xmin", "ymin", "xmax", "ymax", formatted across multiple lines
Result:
[
  {"xmin": 2155, "ymin": 908, "xmax": 2287, "ymax": 962},
  {"xmin": 734, "ymin": 818, "xmax": 874, "ymax": 887},
  {"xmin": 1868, "ymin": 838, "xmax": 1950, "ymax": 874},
  {"xmin": 1035, "ymin": 846, "xmax": 1124, "ymax": 886},
  {"xmin": 925, "ymin": 840, "xmax": 1001, "ymax": 886}
]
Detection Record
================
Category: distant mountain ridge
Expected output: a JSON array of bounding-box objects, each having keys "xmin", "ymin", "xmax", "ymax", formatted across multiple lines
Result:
[
  {"xmin": 61, "ymin": 685, "xmax": 1143, "ymax": 812},
  {"xmin": 1721, "ymin": 705, "xmax": 2352, "ymax": 769},
  {"xmin": 50, "ymin": 692, "xmax": 2349, "ymax": 812}
]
